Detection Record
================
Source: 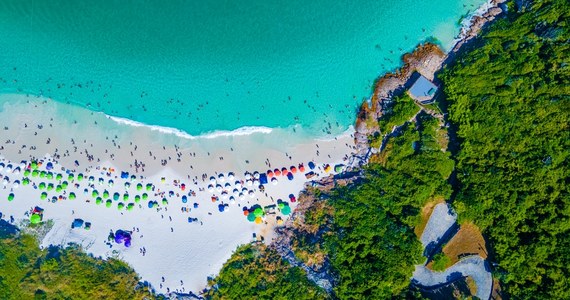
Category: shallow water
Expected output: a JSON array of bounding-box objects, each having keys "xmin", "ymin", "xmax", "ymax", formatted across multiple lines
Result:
[{"xmin": 0, "ymin": 0, "xmax": 485, "ymax": 138}]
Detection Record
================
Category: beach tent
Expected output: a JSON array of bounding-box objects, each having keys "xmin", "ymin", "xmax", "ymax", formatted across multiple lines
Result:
[
  {"xmin": 7, "ymin": 193, "xmax": 15, "ymax": 201},
  {"xmin": 69, "ymin": 192, "xmax": 76, "ymax": 200},
  {"xmin": 259, "ymin": 174, "xmax": 268, "ymax": 185},
  {"xmin": 106, "ymin": 200, "xmax": 112, "ymax": 208},
  {"xmin": 308, "ymin": 161, "xmax": 316, "ymax": 170},
  {"xmin": 287, "ymin": 173, "xmax": 294, "ymax": 181},
  {"xmin": 30, "ymin": 214, "xmax": 41, "ymax": 224}
]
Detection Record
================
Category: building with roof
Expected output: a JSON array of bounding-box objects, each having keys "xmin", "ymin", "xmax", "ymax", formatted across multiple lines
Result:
[{"xmin": 408, "ymin": 74, "xmax": 438, "ymax": 104}]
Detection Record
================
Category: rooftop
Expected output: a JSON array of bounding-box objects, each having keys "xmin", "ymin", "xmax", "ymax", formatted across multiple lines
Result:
[{"xmin": 408, "ymin": 75, "xmax": 438, "ymax": 103}]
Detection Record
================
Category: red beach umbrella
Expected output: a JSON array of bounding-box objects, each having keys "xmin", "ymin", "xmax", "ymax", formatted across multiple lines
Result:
[
  {"xmin": 274, "ymin": 169, "xmax": 281, "ymax": 176},
  {"xmin": 281, "ymin": 167, "xmax": 289, "ymax": 176},
  {"xmin": 290, "ymin": 166, "xmax": 297, "ymax": 174},
  {"xmin": 267, "ymin": 170, "xmax": 274, "ymax": 178},
  {"xmin": 299, "ymin": 164, "xmax": 305, "ymax": 172}
]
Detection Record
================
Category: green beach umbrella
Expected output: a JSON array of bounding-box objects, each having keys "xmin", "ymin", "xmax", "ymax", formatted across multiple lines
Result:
[
  {"xmin": 77, "ymin": 173, "xmax": 83, "ymax": 181},
  {"xmin": 247, "ymin": 213, "xmax": 256, "ymax": 222},
  {"xmin": 96, "ymin": 197, "xmax": 103, "ymax": 205},
  {"xmin": 278, "ymin": 202, "xmax": 285, "ymax": 210},
  {"xmin": 46, "ymin": 172, "xmax": 53, "ymax": 180},
  {"xmin": 162, "ymin": 198, "xmax": 168, "ymax": 205},
  {"xmin": 30, "ymin": 214, "xmax": 41, "ymax": 224},
  {"xmin": 142, "ymin": 193, "xmax": 148, "ymax": 200},
  {"xmin": 31, "ymin": 161, "xmax": 38, "ymax": 170},
  {"xmin": 281, "ymin": 205, "xmax": 291, "ymax": 216},
  {"xmin": 153, "ymin": 202, "xmax": 159, "ymax": 208},
  {"xmin": 32, "ymin": 170, "xmax": 39, "ymax": 177},
  {"xmin": 39, "ymin": 182, "xmax": 46, "ymax": 190},
  {"xmin": 127, "ymin": 203, "xmax": 134, "ymax": 211},
  {"xmin": 40, "ymin": 192, "xmax": 48, "ymax": 200},
  {"xmin": 56, "ymin": 185, "xmax": 62, "ymax": 193},
  {"xmin": 254, "ymin": 207, "xmax": 264, "ymax": 218},
  {"xmin": 61, "ymin": 181, "xmax": 68, "ymax": 189},
  {"xmin": 123, "ymin": 193, "xmax": 129, "ymax": 201},
  {"xmin": 106, "ymin": 200, "xmax": 112, "ymax": 208},
  {"xmin": 56, "ymin": 173, "xmax": 63, "ymax": 181},
  {"xmin": 117, "ymin": 202, "xmax": 125, "ymax": 210},
  {"xmin": 7, "ymin": 193, "xmax": 15, "ymax": 201},
  {"xmin": 146, "ymin": 183, "xmax": 152, "ymax": 191},
  {"xmin": 103, "ymin": 190, "xmax": 109, "ymax": 198},
  {"xmin": 24, "ymin": 169, "xmax": 31, "ymax": 176},
  {"xmin": 113, "ymin": 192, "xmax": 120, "ymax": 201},
  {"xmin": 92, "ymin": 190, "xmax": 99, "ymax": 198},
  {"xmin": 69, "ymin": 192, "xmax": 76, "ymax": 200},
  {"xmin": 47, "ymin": 183, "xmax": 54, "ymax": 191},
  {"xmin": 40, "ymin": 171, "xmax": 46, "ymax": 178},
  {"xmin": 68, "ymin": 174, "xmax": 74, "ymax": 181},
  {"xmin": 22, "ymin": 178, "xmax": 30, "ymax": 186},
  {"xmin": 134, "ymin": 195, "xmax": 141, "ymax": 203},
  {"xmin": 137, "ymin": 183, "xmax": 143, "ymax": 191}
]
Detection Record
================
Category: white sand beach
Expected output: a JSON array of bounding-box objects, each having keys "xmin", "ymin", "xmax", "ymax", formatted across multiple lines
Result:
[{"xmin": 0, "ymin": 93, "xmax": 355, "ymax": 294}]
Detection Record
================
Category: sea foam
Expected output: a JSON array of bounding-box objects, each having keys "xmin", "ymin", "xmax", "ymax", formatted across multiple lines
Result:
[{"xmin": 106, "ymin": 115, "xmax": 273, "ymax": 140}]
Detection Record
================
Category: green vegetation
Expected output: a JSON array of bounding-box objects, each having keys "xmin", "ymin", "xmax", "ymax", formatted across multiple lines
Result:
[
  {"xmin": 206, "ymin": 244, "xmax": 326, "ymax": 299},
  {"xmin": 0, "ymin": 233, "xmax": 156, "ymax": 300},
  {"xmin": 431, "ymin": 252, "xmax": 451, "ymax": 272},
  {"xmin": 440, "ymin": 0, "xmax": 570, "ymax": 298},
  {"xmin": 377, "ymin": 94, "xmax": 420, "ymax": 134}
]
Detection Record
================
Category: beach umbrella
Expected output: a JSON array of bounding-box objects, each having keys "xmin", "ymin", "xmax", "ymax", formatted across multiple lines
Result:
[
  {"xmin": 162, "ymin": 198, "xmax": 168, "ymax": 205},
  {"xmin": 40, "ymin": 192, "xmax": 48, "ymax": 200},
  {"xmin": 278, "ymin": 202, "xmax": 285, "ymax": 210},
  {"xmin": 209, "ymin": 176, "xmax": 216, "ymax": 184},
  {"xmin": 24, "ymin": 169, "xmax": 31, "ymax": 176},
  {"xmin": 290, "ymin": 166, "xmax": 297, "ymax": 173},
  {"xmin": 55, "ymin": 185, "xmax": 62, "ymax": 193},
  {"xmin": 146, "ymin": 183, "xmax": 152, "ymax": 191},
  {"xmin": 334, "ymin": 164, "xmax": 344, "ymax": 173},
  {"xmin": 22, "ymin": 178, "xmax": 30, "ymax": 186},
  {"xmin": 46, "ymin": 162, "xmax": 53, "ymax": 170},
  {"xmin": 180, "ymin": 183, "xmax": 186, "ymax": 191},
  {"xmin": 182, "ymin": 195, "xmax": 187, "ymax": 203},
  {"xmin": 273, "ymin": 169, "xmax": 281, "ymax": 176},
  {"xmin": 103, "ymin": 190, "xmax": 110, "ymax": 198},
  {"xmin": 161, "ymin": 177, "xmax": 166, "ymax": 184},
  {"xmin": 7, "ymin": 193, "xmax": 15, "ymax": 201},
  {"xmin": 68, "ymin": 174, "xmax": 74, "ymax": 181},
  {"xmin": 142, "ymin": 193, "xmax": 148, "ymax": 200},
  {"xmin": 0, "ymin": 163, "xmax": 3, "ymax": 172},
  {"xmin": 233, "ymin": 188, "xmax": 239, "ymax": 196},
  {"xmin": 218, "ymin": 204, "xmax": 225, "ymax": 212},
  {"xmin": 324, "ymin": 165, "xmax": 331, "ymax": 173},
  {"xmin": 39, "ymin": 182, "xmax": 46, "ymax": 189},
  {"xmin": 247, "ymin": 213, "xmax": 256, "ymax": 222},
  {"xmin": 123, "ymin": 193, "xmax": 129, "ymax": 201},
  {"xmin": 287, "ymin": 173, "xmax": 294, "ymax": 181},
  {"xmin": 169, "ymin": 191, "xmax": 174, "ymax": 197},
  {"xmin": 239, "ymin": 193, "xmax": 245, "ymax": 200},
  {"xmin": 148, "ymin": 201, "xmax": 154, "ymax": 209},
  {"xmin": 308, "ymin": 161, "xmax": 315, "ymax": 170},
  {"xmin": 108, "ymin": 180, "xmax": 114, "ymax": 187},
  {"xmin": 253, "ymin": 171, "xmax": 260, "ymax": 179},
  {"xmin": 12, "ymin": 180, "xmax": 20, "ymax": 189},
  {"xmin": 2, "ymin": 178, "xmax": 8, "ymax": 186},
  {"xmin": 216, "ymin": 184, "xmax": 223, "ymax": 193},
  {"xmin": 31, "ymin": 161, "xmax": 38, "ymax": 170},
  {"xmin": 244, "ymin": 173, "xmax": 252, "ymax": 180},
  {"xmin": 61, "ymin": 181, "xmax": 68, "ymax": 189},
  {"xmin": 137, "ymin": 183, "xmax": 143, "ymax": 191},
  {"xmin": 271, "ymin": 177, "xmax": 278, "ymax": 185},
  {"xmin": 224, "ymin": 183, "xmax": 231, "ymax": 189},
  {"xmin": 40, "ymin": 171, "xmax": 46, "ymax": 178},
  {"xmin": 267, "ymin": 170, "xmax": 274, "ymax": 178},
  {"xmin": 135, "ymin": 195, "xmax": 141, "ymax": 203},
  {"xmin": 69, "ymin": 192, "xmax": 76, "ymax": 200},
  {"xmin": 77, "ymin": 173, "xmax": 83, "ymax": 181},
  {"xmin": 246, "ymin": 180, "xmax": 253, "ymax": 187},
  {"xmin": 92, "ymin": 190, "xmax": 99, "ymax": 198},
  {"xmin": 229, "ymin": 196, "xmax": 236, "ymax": 204},
  {"xmin": 98, "ymin": 178, "xmax": 104, "ymax": 185},
  {"xmin": 47, "ymin": 183, "xmax": 54, "ymax": 191},
  {"xmin": 131, "ymin": 175, "xmax": 137, "ymax": 182},
  {"xmin": 113, "ymin": 193, "xmax": 120, "ymax": 201},
  {"xmin": 106, "ymin": 200, "xmax": 112, "ymax": 208},
  {"xmin": 30, "ymin": 214, "xmax": 41, "ymax": 224},
  {"xmin": 56, "ymin": 173, "xmax": 63, "ymax": 181},
  {"xmin": 124, "ymin": 182, "xmax": 130, "ymax": 189},
  {"xmin": 248, "ymin": 190, "xmax": 255, "ymax": 198},
  {"xmin": 253, "ymin": 207, "xmax": 264, "ymax": 218},
  {"xmin": 235, "ymin": 181, "xmax": 242, "ymax": 189},
  {"xmin": 96, "ymin": 197, "xmax": 103, "ymax": 205},
  {"xmin": 127, "ymin": 203, "xmax": 134, "ymax": 211},
  {"xmin": 117, "ymin": 202, "xmax": 125, "ymax": 210},
  {"xmin": 32, "ymin": 170, "xmax": 39, "ymax": 177},
  {"xmin": 281, "ymin": 205, "xmax": 291, "ymax": 216},
  {"xmin": 51, "ymin": 196, "xmax": 57, "ymax": 203},
  {"xmin": 228, "ymin": 172, "xmax": 235, "ymax": 181},
  {"xmin": 254, "ymin": 217, "xmax": 262, "ymax": 224},
  {"xmin": 218, "ymin": 173, "xmax": 225, "ymax": 182},
  {"xmin": 88, "ymin": 176, "xmax": 94, "ymax": 183},
  {"xmin": 153, "ymin": 202, "xmax": 159, "ymax": 208},
  {"xmin": 207, "ymin": 184, "xmax": 214, "ymax": 193},
  {"xmin": 277, "ymin": 218, "xmax": 284, "ymax": 225},
  {"xmin": 46, "ymin": 172, "xmax": 54, "ymax": 180},
  {"xmin": 5, "ymin": 164, "xmax": 12, "ymax": 173}
]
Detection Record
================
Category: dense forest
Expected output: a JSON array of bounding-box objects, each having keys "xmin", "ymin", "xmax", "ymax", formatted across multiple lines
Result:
[
  {"xmin": 440, "ymin": 0, "xmax": 569, "ymax": 298},
  {"xmin": 0, "ymin": 230, "xmax": 157, "ymax": 300}
]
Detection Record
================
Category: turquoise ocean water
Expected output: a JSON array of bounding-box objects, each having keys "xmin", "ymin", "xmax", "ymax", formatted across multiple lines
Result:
[{"xmin": 0, "ymin": 0, "xmax": 485, "ymax": 138}]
